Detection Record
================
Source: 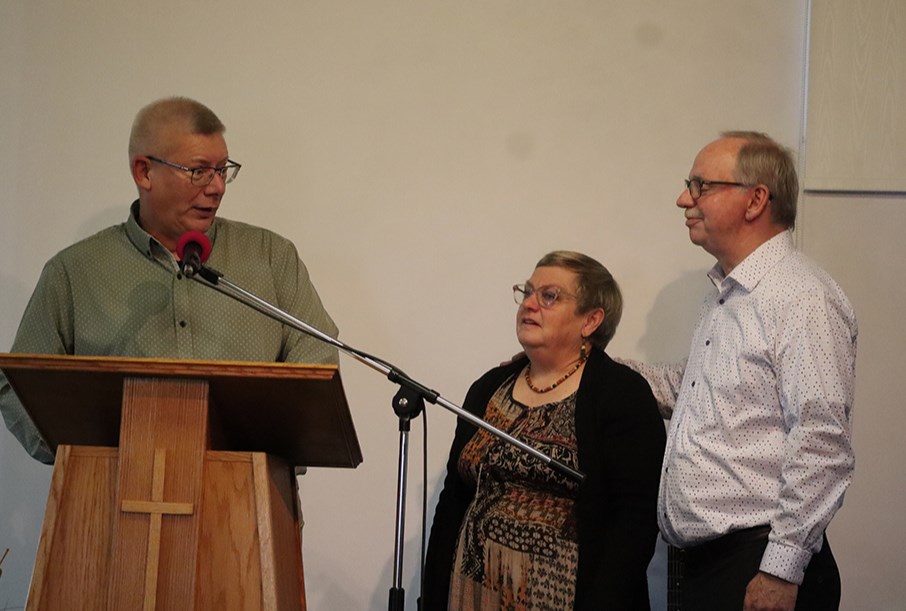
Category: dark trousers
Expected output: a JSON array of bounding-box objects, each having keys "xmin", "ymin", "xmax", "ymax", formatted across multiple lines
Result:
[{"xmin": 668, "ymin": 526, "xmax": 840, "ymax": 611}]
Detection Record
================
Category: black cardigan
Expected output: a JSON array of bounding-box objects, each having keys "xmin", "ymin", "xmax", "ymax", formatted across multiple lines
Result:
[{"xmin": 422, "ymin": 348, "xmax": 666, "ymax": 610}]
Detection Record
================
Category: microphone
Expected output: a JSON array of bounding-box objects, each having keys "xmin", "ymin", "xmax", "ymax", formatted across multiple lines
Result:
[{"xmin": 176, "ymin": 231, "xmax": 212, "ymax": 277}]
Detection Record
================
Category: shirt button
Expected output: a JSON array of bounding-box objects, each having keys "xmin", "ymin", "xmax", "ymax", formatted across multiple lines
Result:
[
  {"xmin": 705, "ymin": 340, "xmax": 710, "ymax": 346},
  {"xmin": 179, "ymin": 320, "xmax": 187, "ymax": 328},
  {"xmin": 177, "ymin": 273, "xmax": 183, "ymax": 280},
  {"xmin": 719, "ymin": 298, "xmax": 725, "ymax": 305},
  {"xmin": 691, "ymin": 381, "xmax": 696, "ymax": 387}
]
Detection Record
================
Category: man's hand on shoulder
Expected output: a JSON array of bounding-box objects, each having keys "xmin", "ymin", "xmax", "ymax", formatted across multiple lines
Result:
[{"xmin": 744, "ymin": 571, "xmax": 798, "ymax": 611}]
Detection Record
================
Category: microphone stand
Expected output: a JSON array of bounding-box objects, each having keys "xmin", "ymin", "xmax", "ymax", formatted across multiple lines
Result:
[{"xmin": 186, "ymin": 262, "xmax": 585, "ymax": 611}]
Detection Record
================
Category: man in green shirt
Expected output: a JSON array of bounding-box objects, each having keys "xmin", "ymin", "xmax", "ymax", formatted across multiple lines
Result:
[{"xmin": 0, "ymin": 97, "xmax": 339, "ymax": 463}]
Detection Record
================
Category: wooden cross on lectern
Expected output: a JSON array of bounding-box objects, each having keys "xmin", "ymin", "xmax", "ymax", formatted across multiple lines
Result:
[{"xmin": 121, "ymin": 448, "xmax": 194, "ymax": 611}]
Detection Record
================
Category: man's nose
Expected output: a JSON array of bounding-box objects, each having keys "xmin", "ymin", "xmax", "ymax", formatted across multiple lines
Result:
[
  {"xmin": 676, "ymin": 188, "xmax": 694, "ymax": 208},
  {"xmin": 206, "ymin": 172, "xmax": 227, "ymax": 194}
]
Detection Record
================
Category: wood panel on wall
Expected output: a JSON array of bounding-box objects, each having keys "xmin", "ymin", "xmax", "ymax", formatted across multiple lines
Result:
[{"xmin": 804, "ymin": 0, "xmax": 906, "ymax": 192}]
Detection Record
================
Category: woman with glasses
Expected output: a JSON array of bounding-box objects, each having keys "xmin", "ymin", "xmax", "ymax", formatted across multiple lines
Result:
[{"xmin": 423, "ymin": 251, "xmax": 666, "ymax": 610}]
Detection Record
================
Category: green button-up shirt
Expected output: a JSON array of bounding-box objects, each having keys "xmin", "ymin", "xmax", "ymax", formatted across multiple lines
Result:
[{"xmin": 0, "ymin": 201, "xmax": 339, "ymax": 462}]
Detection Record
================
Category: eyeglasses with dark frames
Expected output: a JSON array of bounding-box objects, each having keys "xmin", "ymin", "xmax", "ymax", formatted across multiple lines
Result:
[
  {"xmin": 513, "ymin": 284, "xmax": 577, "ymax": 309},
  {"xmin": 683, "ymin": 178, "xmax": 755, "ymax": 201},
  {"xmin": 147, "ymin": 156, "xmax": 241, "ymax": 186}
]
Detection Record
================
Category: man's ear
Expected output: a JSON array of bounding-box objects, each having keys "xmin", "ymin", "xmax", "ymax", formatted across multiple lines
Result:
[
  {"xmin": 131, "ymin": 156, "xmax": 152, "ymax": 191},
  {"xmin": 745, "ymin": 184, "xmax": 772, "ymax": 222}
]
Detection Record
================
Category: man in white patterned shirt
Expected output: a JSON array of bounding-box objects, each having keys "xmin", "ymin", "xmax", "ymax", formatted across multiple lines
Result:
[{"xmin": 625, "ymin": 132, "xmax": 857, "ymax": 611}]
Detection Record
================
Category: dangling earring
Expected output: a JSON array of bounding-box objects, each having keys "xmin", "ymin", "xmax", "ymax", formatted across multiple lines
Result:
[{"xmin": 579, "ymin": 339, "xmax": 588, "ymax": 361}]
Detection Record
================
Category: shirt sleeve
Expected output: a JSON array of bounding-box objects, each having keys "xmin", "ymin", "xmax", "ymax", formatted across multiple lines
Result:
[
  {"xmin": 614, "ymin": 357, "xmax": 686, "ymax": 419},
  {"xmin": 760, "ymin": 287, "xmax": 857, "ymax": 584},
  {"xmin": 0, "ymin": 258, "xmax": 74, "ymax": 463},
  {"xmin": 270, "ymin": 239, "xmax": 340, "ymax": 365}
]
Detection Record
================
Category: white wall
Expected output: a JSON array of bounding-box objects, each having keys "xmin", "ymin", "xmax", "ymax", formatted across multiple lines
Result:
[
  {"xmin": 2, "ymin": 1, "xmax": 899, "ymax": 609},
  {"xmin": 798, "ymin": 193, "xmax": 906, "ymax": 610}
]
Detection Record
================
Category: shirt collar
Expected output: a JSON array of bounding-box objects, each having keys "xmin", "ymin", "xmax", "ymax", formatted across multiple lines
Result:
[
  {"xmin": 125, "ymin": 199, "xmax": 160, "ymax": 259},
  {"xmin": 707, "ymin": 231, "xmax": 794, "ymax": 294},
  {"xmin": 125, "ymin": 199, "xmax": 219, "ymax": 262}
]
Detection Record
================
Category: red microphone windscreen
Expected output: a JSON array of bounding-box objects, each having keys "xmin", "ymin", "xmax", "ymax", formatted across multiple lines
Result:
[{"xmin": 176, "ymin": 231, "xmax": 212, "ymax": 263}]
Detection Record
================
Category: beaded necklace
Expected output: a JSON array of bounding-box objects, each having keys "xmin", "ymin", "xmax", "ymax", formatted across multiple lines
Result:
[{"xmin": 524, "ymin": 352, "xmax": 588, "ymax": 393}]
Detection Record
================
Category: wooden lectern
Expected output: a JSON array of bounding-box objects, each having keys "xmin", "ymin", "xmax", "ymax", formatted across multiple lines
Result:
[{"xmin": 0, "ymin": 353, "xmax": 362, "ymax": 611}]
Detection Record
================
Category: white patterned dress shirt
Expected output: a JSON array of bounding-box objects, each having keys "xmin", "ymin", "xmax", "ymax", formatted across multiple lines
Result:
[{"xmin": 628, "ymin": 231, "xmax": 857, "ymax": 585}]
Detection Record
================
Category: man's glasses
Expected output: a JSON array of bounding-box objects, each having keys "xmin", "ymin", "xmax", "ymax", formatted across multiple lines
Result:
[
  {"xmin": 684, "ymin": 178, "xmax": 749, "ymax": 200},
  {"xmin": 148, "ymin": 156, "xmax": 241, "ymax": 186},
  {"xmin": 513, "ymin": 284, "xmax": 576, "ymax": 309}
]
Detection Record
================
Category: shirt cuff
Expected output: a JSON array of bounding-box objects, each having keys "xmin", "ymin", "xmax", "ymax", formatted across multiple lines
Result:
[{"xmin": 760, "ymin": 539, "xmax": 812, "ymax": 585}]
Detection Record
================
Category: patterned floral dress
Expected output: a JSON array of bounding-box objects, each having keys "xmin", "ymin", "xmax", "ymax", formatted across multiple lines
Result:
[{"xmin": 448, "ymin": 374, "xmax": 580, "ymax": 610}]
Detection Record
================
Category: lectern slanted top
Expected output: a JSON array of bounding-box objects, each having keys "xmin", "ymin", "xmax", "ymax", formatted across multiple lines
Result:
[{"xmin": 0, "ymin": 353, "xmax": 362, "ymax": 468}]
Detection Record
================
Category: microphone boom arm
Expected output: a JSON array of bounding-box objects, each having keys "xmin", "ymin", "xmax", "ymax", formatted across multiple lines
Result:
[{"xmin": 190, "ymin": 264, "xmax": 585, "ymax": 483}]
